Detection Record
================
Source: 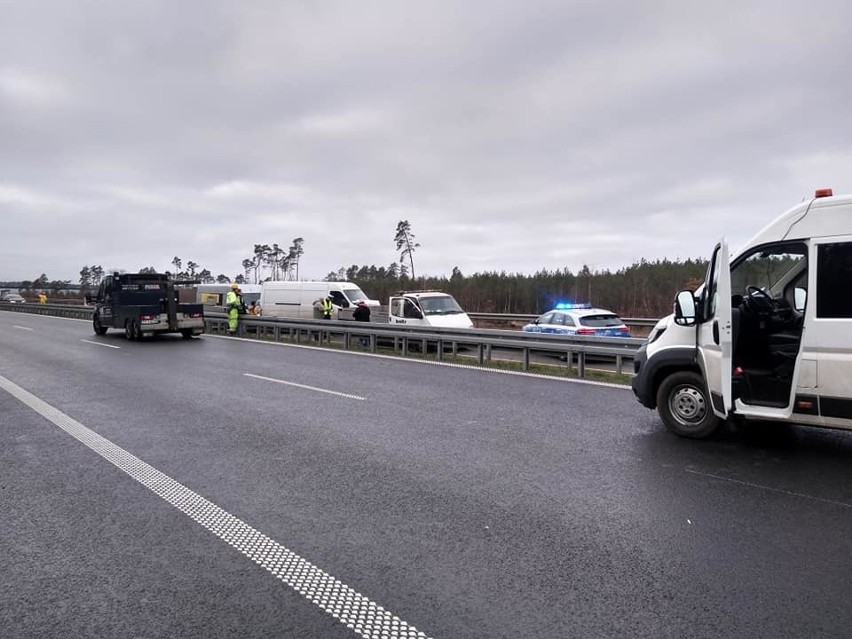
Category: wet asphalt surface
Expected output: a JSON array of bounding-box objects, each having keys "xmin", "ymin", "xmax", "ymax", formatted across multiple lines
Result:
[{"xmin": 2, "ymin": 312, "xmax": 852, "ymax": 639}]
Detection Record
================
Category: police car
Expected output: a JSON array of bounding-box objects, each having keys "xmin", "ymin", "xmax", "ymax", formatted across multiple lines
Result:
[{"xmin": 522, "ymin": 303, "xmax": 630, "ymax": 337}]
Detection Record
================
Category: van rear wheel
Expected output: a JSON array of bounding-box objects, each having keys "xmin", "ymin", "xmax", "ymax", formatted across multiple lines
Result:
[{"xmin": 656, "ymin": 371, "xmax": 720, "ymax": 439}]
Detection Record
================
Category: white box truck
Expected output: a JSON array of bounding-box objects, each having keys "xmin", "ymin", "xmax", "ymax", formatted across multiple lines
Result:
[
  {"xmin": 388, "ymin": 291, "xmax": 474, "ymax": 329},
  {"xmin": 632, "ymin": 187, "xmax": 852, "ymax": 438},
  {"xmin": 260, "ymin": 281, "xmax": 380, "ymax": 319}
]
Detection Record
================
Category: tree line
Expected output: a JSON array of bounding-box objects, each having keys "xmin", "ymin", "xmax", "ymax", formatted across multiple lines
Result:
[
  {"xmin": 8, "ymin": 218, "xmax": 708, "ymax": 317},
  {"xmin": 327, "ymin": 258, "xmax": 708, "ymax": 318}
]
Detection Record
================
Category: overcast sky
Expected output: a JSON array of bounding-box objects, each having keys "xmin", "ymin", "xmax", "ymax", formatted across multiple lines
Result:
[{"xmin": 3, "ymin": 1, "xmax": 852, "ymax": 283}]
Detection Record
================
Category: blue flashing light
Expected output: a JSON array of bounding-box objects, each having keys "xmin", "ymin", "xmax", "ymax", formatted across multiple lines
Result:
[{"xmin": 554, "ymin": 302, "xmax": 593, "ymax": 310}]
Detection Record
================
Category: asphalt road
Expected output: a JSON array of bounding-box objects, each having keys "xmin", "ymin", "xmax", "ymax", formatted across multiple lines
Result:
[{"xmin": 2, "ymin": 312, "xmax": 852, "ymax": 639}]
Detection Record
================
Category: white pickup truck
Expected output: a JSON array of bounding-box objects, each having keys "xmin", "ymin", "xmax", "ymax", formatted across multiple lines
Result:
[{"xmin": 387, "ymin": 291, "xmax": 474, "ymax": 329}]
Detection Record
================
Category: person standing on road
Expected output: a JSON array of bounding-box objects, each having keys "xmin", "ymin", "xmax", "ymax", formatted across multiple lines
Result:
[
  {"xmin": 352, "ymin": 300, "xmax": 371, "ymax": 346},
  {"xmin": 321, "ymin": 295, "xmax": 334, "ymax": 320},
  {"xmin": 226, "ymin": 283, "xmax": 241, "ymax": 335}
]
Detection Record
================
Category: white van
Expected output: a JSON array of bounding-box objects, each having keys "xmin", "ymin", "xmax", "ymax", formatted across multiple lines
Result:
[
  {"xmin": 260, "ymin": 281, "xmax": 380, "ymax": 319},
  {"xmin": 388, "ymin": 291, "xmax": 474, "ymax": 329},
  {"xmin": 632, "ymin": 188, "xmax": 852, "ymax": 438}
]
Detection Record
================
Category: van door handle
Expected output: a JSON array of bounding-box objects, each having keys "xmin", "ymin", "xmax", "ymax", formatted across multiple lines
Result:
[{"xmin": 712, "ymin": 320, "xmax": 720, "ymax": 345}]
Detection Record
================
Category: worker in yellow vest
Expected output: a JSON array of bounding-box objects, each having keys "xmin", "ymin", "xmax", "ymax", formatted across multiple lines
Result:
[
  {"xmin": 226, "ymin": 283, "xmax": 241, "ymax": 335},
  {"xmin": 320, "ymin": 295, "xmax": 334, "ymax": 319},
  {"xmin": 38, "ymin": 292, "xmax": 47, "ymax": 304}
]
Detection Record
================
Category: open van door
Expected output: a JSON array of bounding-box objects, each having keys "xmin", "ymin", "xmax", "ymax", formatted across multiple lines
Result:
[{"xmin": 697, "ymin": 239, "xmax": 733, "ymax": 418}]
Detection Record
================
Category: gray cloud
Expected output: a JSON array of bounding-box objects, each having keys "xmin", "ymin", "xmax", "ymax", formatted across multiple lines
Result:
[{"xmin": 3, "ymin": 0, "xmax": 852, "ymax": 283}]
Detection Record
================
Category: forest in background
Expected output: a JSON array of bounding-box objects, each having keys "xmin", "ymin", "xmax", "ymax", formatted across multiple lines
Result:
[
  {"xmin": 5, "ymin": 258, "xmax": 710, "ymax": 319},
  {"xmin": 328, "ymin": 258, "xmax": 709, "ymax": 318}
]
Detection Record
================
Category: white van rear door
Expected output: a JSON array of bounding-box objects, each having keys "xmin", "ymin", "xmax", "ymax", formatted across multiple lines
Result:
[{"xmin": 697, "ymin": 239, "xmax": 733, "ymax": 418}]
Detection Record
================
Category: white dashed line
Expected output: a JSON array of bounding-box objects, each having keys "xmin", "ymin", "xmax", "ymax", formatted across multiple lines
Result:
[
  {"xmin": 685, "ymin": 468, "xmax": 852, "ymax": 509},
  {"xmin": 207, "ymin": 333, "xmax": 631, "ymax": 390},
  {"xmin": 13, "ymin": 325, "xmax": 34, "ymax": 331},
  {"xmin": 0, "ymin": 373, "xmax": 428, "ymax": 639},
  {"xmin": 244, "ymin": 372, "xmax": 366, "ymax": 401},
  {"xmin": 80, "ymin": 339, "xmax": 122, "ymax": 349}
]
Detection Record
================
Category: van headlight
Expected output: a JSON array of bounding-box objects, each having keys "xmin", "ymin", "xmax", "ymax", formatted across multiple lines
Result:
[{"xmin": 647, "ymin": 325, "xmax": 667, "ymax": 344}]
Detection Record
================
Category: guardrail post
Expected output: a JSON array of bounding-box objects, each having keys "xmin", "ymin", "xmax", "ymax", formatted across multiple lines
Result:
[
  {"xmin": 577, "ymin": 352, "xmax": 586, "ymax": 378},
  {"xmin": 477, "ymin": 344, "xmax": 484, "ymax": 365},
  {"xmin": 523, "ymin": 348, "xmax": 530, "ymax": 371}
]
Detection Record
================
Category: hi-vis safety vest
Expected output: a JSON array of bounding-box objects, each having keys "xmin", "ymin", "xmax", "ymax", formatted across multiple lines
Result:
[
  {"xmin": 321, "ymin": 299, "xmax": 334, "ymax": 315},
  {"xmin": 226, "ymin": 290, "xmax": 239, "ymax": 310}
]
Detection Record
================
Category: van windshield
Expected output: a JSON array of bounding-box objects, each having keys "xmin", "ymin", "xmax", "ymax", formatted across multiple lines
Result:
[
  {"xmin": 419, "ymin": 296, "xmax": 464, "ymax": 315},
  {"xmin": 341, "ymin": 287, "xmax": 371, "ymax": 303}
]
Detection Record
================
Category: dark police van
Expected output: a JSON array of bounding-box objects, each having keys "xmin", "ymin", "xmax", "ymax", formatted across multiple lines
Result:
[{"xmin": 89, "ymin": 272, "xmax": 205, "ymax": 340}]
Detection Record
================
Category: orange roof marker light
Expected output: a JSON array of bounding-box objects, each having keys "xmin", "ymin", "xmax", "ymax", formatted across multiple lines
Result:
[{"xmin": 814, "ymin": 188, "xmax": 834, "ymax": 198}]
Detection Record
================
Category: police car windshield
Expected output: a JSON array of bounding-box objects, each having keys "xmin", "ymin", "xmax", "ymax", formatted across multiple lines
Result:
[
  {"xmin": 419, "ymin": 296, "xmax": 464, "ymax": 315},
  {"xmin": 578, "ymin": 314, "xmax": 623, "ymax": 327}
]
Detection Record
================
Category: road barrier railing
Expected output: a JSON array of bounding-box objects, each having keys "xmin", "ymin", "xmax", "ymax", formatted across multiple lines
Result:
[{"xmin": 1, "ymin": 304, "xmax": 645, "ymax": 377}]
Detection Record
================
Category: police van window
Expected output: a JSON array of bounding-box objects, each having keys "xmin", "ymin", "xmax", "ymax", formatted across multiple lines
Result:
[
  {"xmin": 563, "ymin": 314, "xmax": 576, "ymax": 327},
  {"xmin": 816, "ymin": 242, "xmax": 852, "ymax": 318},
  {"xmin": 730, "ymin": 243, "xmax": 806, "ymax": 299},
  {"xmin": 700, "ymin": 244, "xmax": 723, "ymax": 320}
]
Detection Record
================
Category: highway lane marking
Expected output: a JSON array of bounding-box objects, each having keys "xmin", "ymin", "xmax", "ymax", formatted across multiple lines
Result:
[
  {"xmin": 80, "ymin": 339, "xmax": 122, "ymax": 349},
  {"xmin": 685, "ymin": 468, "xmax": 852, "ymax": 509},
  {"xmin": 244, "ymin": 372, "xmax": 366, "ymax": 401},
  {"xmin": 13, "ymin": 325, "xmax": 34, "ymax": 331},
  {"xmin": 0, "ymin": 373, "xmax": 429, "ymax": 639}
]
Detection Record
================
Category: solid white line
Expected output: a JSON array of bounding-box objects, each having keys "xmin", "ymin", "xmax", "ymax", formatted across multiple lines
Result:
[
  {"xmin": 0, "ymin": 373, "xmax": 428, "ymax": 639},
  {"xmin": 243, "ymin": 372, "xmax": 366, "ymax": 401},
  {"xmin": 13, "ymin": 325, "xmax": 34, "ymax": 331},
  {"xmin": 80, "ymin": 339, "xmax": 122, "ymax": 349},
  {"xmin": 685, "ymin": 469, "xmax": 852, "ymax": 509}
]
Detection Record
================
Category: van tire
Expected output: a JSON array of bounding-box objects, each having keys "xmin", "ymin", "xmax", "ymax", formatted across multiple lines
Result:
[{"xmin": 656, "ymin": 371, "xmax": 720, "ymax": 439}]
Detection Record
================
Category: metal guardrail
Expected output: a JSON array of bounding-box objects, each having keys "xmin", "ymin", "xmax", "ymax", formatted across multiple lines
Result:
[{"xmin": 1, "ymin": 303, "xmax": 644, "ymax": 377}]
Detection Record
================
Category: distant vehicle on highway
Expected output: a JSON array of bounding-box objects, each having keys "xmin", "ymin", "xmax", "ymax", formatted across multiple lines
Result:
[
  {"xmin": 522, "ymin": 303, "xmax": 631, "ymax": 337},
  {"xmin": 89, "ymin": 272, "xmax": 205, "ymax": 340},
  {"xmin": 388, "ymin": 291, "xmax": 474, "ymax": 329},
  {"xmin": 1, "ymin": 293, "xmax": 26, "ymax": 303}
]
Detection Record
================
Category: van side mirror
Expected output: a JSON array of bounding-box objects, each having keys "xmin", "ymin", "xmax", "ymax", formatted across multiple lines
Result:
[
  {"xmin": 794, "ymin": 287, "xmax": 806, "ymax": 312},
  {"xmin": 673, "ymin": 290, "xmax": 697, "ymax": 326}
]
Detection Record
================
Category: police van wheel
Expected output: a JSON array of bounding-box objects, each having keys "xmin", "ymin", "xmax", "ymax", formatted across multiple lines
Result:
[
  {"xmin": 93, "ymin": 315, "xmax": 107, "ymax": 336},
  {"xmin": 181, "ymin": 330, "xmax": 194, "ymax": 339},
  {"xmin": 125, "ymin": 320, "xmax": 134, "ymax": 340},
  {"xmin": 656, "ymin": 371, "xmax": 720, "ymax": 439}
]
